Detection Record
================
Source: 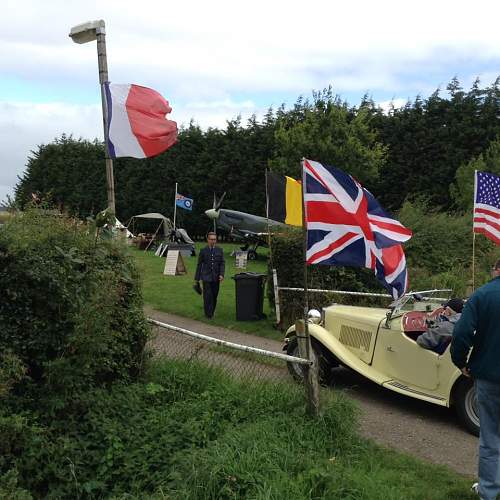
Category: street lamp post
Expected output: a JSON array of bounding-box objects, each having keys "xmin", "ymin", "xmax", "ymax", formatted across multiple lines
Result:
[{"xmin": 69, "ymin": 20, "xmax": 116, "ymax": 215}]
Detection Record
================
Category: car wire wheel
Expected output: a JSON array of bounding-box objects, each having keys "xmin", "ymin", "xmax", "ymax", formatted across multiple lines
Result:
[
  {"xmin": 285, "ymin": 337, "xmax": 305, "ymax": 381},
  {"xmin": 454, "ymin": 378, "xmax": 480, "ymax": 436},
  {"xmin": 285, "ymin": 336, "xmax": 334, "ymax": 385}
]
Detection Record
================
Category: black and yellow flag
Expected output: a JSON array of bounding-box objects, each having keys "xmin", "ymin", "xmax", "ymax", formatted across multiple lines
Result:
[{"xmin": 266, "ymin": 172, "xmax": 302, "ymax": 226}]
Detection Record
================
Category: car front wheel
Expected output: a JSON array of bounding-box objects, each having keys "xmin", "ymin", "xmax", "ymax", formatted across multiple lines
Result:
[
  {"xmin": 285, "ymin": 337, "xmax": 334, "ymax": 385},
  {"xmin": 454, "ymin": 378, "xmax": 480, "ymax": 436}
]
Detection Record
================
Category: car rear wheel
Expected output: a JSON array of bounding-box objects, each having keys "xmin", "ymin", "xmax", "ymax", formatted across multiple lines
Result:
[
  {"xmin": 286, "ymin": 337, "xmax": 334, "ymax": 385},
  {"xmin": 454, "ymin": 378, "xmax": 480, "ymax": 436}
]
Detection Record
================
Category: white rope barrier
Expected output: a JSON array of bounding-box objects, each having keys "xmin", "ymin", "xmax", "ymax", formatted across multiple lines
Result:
[
  {"xmin": 278, "ymin": 287, "xmax": 392, "ymax": 298},
  {"xmin": 148, "ymin": 318, "xmax": 311, "ymax": 366},
  {"xmin": 277, "ymin": 287, "xmax": 451, "ymax": 302}
]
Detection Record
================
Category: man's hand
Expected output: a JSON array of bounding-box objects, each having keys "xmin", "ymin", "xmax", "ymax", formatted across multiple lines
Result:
[
  {"xmin": 461, "ymin": 367, "xmax": 471, "ymax": 377},
  {"xmin": 193, "ymin": 281, "xmax": 202, "ymax": 295},
  {"xmin": 219, "ymin": 275, "xmax": 224, "ymax": 282}
]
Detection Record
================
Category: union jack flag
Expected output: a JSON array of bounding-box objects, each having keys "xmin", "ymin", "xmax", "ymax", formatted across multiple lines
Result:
[{"xmin": 303, "ymin": 159, "xmax": 412, "ymax": 298}]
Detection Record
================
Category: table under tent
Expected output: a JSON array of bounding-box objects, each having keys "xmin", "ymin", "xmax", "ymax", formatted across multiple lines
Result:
[{"xmin": 126, "ymin": 213, "xmax": 196, "ymax": 255}]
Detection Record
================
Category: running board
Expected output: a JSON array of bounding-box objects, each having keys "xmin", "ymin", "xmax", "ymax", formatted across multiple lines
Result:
[{"xmin": 384, "ymin": 380, "xmax": 448, "ymax": 406}]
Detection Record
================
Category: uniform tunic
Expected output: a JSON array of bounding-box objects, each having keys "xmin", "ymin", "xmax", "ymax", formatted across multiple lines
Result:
[{"xmin": 195, "ymin": 246, "xmax": 225, "ymax": 318}]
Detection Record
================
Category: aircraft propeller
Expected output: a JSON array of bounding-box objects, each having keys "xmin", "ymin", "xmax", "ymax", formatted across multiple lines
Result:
[
  {"xmin": 206, "ymin": 191, "xmax": 226, "ymax": 231},
  {"xmin": 213, "ymin": 191, "xmax": 226, "ymax": 211}
]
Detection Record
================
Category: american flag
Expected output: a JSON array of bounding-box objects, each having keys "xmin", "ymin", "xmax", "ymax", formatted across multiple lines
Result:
[
  {"xmin": 303, "ymin": 159, "xmax": 412, "ymax": 298},
  {"xmin": 473, "ymin": 171, "xmax": 500, "ymax": 245}
]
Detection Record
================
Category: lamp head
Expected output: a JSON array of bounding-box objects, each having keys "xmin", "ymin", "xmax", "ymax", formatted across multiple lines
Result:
[{"xmin": 69, "ymin": 20, "xmax": 105, "ymax": 44}]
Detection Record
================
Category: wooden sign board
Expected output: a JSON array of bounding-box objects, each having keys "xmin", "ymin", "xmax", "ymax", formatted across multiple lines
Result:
[
  {"xmin": 235, "ymin": 250, "xmax": 248, "ymax": 269},
  {"xmin": 163, "ymin": 250, "xmax": 187, "ymax": 276}
]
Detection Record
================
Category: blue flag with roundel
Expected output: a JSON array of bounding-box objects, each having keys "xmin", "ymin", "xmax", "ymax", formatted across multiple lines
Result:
[{"xmin": 175, "ymin": 193, "xmax": 193, "ymax": 211}]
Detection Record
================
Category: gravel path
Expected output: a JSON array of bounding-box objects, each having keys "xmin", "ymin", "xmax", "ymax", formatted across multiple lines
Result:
[{"xmin": 146, "ymin": 307, "xmax": 478, "ymax": 477}]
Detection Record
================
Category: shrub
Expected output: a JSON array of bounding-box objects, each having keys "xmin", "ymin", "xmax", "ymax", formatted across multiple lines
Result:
[
  {"xmin": 0, "ymin": 207, "xmax": 150, "ymax": 407},
  {"xmin": 398, "ymin": 200, "xmax": 499, "ymax": 293},
  {"xmin": 0, "ymin": 470, "xmax": 32, "ymax": 500}
]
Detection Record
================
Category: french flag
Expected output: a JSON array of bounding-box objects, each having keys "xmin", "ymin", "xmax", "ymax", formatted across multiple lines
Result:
[{"xmin": 105, "ymin": 83, "xmax": 178, "ymax": 159}]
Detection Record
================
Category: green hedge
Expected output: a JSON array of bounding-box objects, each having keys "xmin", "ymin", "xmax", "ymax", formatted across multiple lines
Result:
[
  {"xmin": 398, "ymin": 200, "xmax": 498, "ymax": 294},
  {"xmin": 0, "ymin": 208, "xmax": 150, "ymax": 404},
  {"xmin": 0, "ymin": 208, "xmax": 151, "ymax": 498}
]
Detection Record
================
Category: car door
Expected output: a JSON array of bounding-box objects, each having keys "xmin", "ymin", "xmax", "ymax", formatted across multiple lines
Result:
[{"xmin": 373, "ymin": 321, "xmax": 439, "ymax": 391}]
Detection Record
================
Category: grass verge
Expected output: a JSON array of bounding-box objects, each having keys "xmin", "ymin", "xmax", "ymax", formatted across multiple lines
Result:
[
  {"xmin": 8, "ymin": 359, "xmax": 476, "ymax": 499},
  {"xmin": 131, "ymin": 243, "xmax": 282, "ymax": 340}
]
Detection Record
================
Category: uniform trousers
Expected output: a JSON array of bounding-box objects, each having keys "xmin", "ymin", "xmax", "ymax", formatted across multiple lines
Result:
[
  {"xmin": 476, "ymin": 378, "xmax": 500, "ymax": 500},
  {"xmin": 202, "ymin": 280, "xmax": 220, "ymax": 318}
]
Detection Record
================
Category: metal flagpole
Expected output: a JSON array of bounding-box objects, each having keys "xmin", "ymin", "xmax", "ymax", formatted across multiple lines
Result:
[
  {"xmin": 68, "ymin": 21, "xmax": 115, "ymax": 215},
  {"xmin": 173, "ymin": 182, "xmax": 178, "ymax": 230},
  {"xmin": 95, "ymin": 23, "xmax": 116, "ymax": 215},
  {"xmin": 472, "ymin": 234, "xmax": 476, "ymax": 292},
  {"xmin": 299, "ymin": 158, "xmax": 319, "ymax": 416},
  {"xmin": 265, "ymin": 169, "xmax": 274, "ymax": 267},
  {"xmin": 471, "ymin": 170, "xmax": 478, "ymax": 292},
  {"xmin": 301, "ymin": 160, "xmax": 310, "ymax": 359}
]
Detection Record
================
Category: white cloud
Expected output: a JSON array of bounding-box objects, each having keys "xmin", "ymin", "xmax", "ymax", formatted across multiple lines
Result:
[
  {"xmin": 3, "ymin": 0, "xmax": 500, "ymax": 96},
  {"xmin": 378, "ymin": 98, "xmax": 409, "ymax": 113},
  {"xmin": 186, "ymin": 99, "xmax": 255, "ymax": 110},
  {"xmin": 0, "ymin": 101, "xmax": 102, "ymax": 202},
  {"xmin": 2, "ymin": 0, "xmax": 500, "ymax": 200}
]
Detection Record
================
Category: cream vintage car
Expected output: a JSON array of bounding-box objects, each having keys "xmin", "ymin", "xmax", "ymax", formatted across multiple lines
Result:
[{"xmin": 284, "ymin": 290, "xmax": 479, "ymax": 435}]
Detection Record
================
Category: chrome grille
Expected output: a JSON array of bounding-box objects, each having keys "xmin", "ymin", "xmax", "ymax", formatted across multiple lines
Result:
[{"xmin": 339, "ymin": 325, "xmax": 372, "ymax": 352}]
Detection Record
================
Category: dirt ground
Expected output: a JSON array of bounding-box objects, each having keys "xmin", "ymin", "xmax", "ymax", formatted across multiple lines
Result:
[{"xmin": 145, "ymin": 307, "xmax": 478, "ymax": 477}]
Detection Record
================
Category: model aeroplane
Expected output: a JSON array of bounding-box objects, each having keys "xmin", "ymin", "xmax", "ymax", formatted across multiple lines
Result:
[{"xmin": 205, "ymin": 193, "xmax": 286, "ymax": 259}]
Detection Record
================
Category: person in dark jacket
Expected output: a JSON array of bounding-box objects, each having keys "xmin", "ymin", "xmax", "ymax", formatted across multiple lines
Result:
[
  {"xmin": 451, "ymin": 259, "xmax": 500, "ymax": 500},
  {"xmin": 194, "ymin": 232, "xmax": 225, "ymax": 318},
  {"xmin": 417, "ymin": 298, "xmax": 463, "ymax": 354}
]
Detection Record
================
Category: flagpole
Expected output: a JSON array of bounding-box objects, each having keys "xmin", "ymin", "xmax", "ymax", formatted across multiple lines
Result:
[
  {"xmin": 265, "ymin": 169, "xmax": 274, "ymax": 268},
  {"xmin": 299, "ymin": 158, "xmax": 320, "ymax": 416},
  {"xmin": 173, "ymin": 182, "xmax": 178, "ymax": 230},
  {"xmin": 471, "ymin": 170, "xmax": 478, "ymax": 292},
  {"xmin": 301, "ymin": 160, "xmax": 310, "ymax": 359},
  {"xmin": 472, "ymin": 234, "xmax": 476, "ymax": 292},
  {"xmin": 95, "ymin": 24, "xmax": 116, "ymax": 215}
]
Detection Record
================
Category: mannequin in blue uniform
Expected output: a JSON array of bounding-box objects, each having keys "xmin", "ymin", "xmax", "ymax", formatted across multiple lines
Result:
[{"xmin": 194, "ymin": 232, "xmax": 225, "ymax": 318}]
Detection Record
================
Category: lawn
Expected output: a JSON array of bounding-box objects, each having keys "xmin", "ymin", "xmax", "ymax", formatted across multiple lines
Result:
[
  {"xmin": 131, "ymin": 242, "xmax": 283, "ymax": 340},
  {"xmin": 7, "ymin": 359, "xmax": 477, "ymax": 499}
]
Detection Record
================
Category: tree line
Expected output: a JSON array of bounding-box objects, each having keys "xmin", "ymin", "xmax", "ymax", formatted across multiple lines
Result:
[{"xmin": 13, "ymin": 77, "xmax": 500, "ymax": 237}]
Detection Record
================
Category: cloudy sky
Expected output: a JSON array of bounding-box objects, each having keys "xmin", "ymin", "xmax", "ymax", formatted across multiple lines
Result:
[{"xmin": 2, "ymin": 0, "xmax": 500, "ymax": 203}]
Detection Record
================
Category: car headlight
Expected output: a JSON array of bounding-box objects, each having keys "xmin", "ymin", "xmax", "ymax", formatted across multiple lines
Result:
[{"xmin": 307, "ymin": 309, "xmax": 321, "ymax": 324}]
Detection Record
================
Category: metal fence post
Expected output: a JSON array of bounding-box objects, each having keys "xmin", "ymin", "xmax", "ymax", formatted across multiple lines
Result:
[
  {"xmin": 272, "ymin": 268, "xmax": 281, "ymax": 325},
  {"xmin": 295, "ymin": 319, "xmax": 320, "ymax": 416}
]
